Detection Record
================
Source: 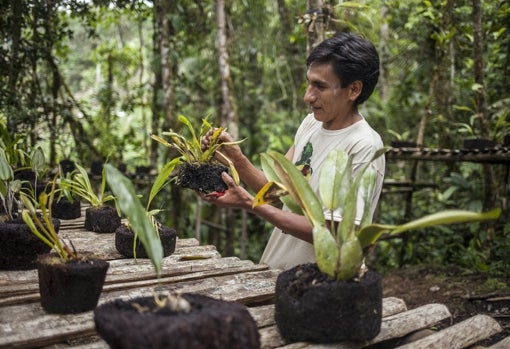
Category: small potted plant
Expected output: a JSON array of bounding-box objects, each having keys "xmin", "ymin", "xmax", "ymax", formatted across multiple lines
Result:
[
  {"xmin": 113, "ymin": 162, "xmax": 177, "ymax": 259},
  {"xmin": 0, "ymin": 146, "xmax": 57, "ymax": 270},
  {"xmin": 59, "ymin": 163, "xmax": 121, "ymax": 233},
  {"xmin": 93, "ymin": 165, "xmax": 260, "ymax": 349},
  {"xmin": 20, "ymin": 180, "xmax": 109, "ymax": 314},
  {"xmin": 253, "ymin": 149, "xmax": 501, "ymax": 343},
  {"xmin": 151, "ymin": 114, "xmax": 242, "ymax": 198}
]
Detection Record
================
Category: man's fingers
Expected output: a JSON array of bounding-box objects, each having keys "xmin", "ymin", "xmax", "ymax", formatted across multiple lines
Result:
[{"xmin": 221, "ymin": 172, "xmax": 235, "ymax": 187}]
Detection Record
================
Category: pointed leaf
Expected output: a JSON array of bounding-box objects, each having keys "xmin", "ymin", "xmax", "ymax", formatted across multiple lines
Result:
[
  {"xmin": 147, "ymin": 158, "xmax": 180, "ymax": 209},
  {"xmin": 313, "ymin": 225, "xmax": 338, "ymax": 278},
  {"xmin": 319, "ymin": 150, "xmax": 349, "ymax": 212},
  {"xmin": 260, "ymin": 154, "xmax": 302, "ymax": 214},
  {"xmin": 268, "ymin": 151, "xmax": 325, "ymax": 227},
  {"xmin": 105, "ymin": 164, "xmax": 163, "ymax": 277},
  {"xmin": 336, "ymin": 238, "xmax": 363, "ymax": 281},
  {"xmin": 388, "ymin": 208, "xmax": 501, "ymax": 236},
  {"xmin": 252, "ymin": 181, "xmax": 288, "ymax": 207}
]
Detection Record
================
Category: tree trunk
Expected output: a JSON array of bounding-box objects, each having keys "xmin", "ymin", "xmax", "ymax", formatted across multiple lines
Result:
[
  {"xmin": 151, "ymin": 0, "xmax": 175, "ymax": 165},
  {"xmin": 472, "ymin": 0, "xmax": 497, "ymax": 216},
  {"xmin": 215, "ymin": 0, "xmax": 238, "ymax": 255},
  {"xmin": 215, "ymin": 0, "xmax": 238, "ymax": 138},
  {"xmin": 306, "ymin": 0, "xmax": 325, "ymax": 55}
]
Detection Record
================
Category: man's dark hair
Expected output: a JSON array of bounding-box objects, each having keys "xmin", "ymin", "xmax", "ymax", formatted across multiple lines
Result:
[{"xmin": 306, "ymin": 32, "xmax": 380, "ymax": 105}]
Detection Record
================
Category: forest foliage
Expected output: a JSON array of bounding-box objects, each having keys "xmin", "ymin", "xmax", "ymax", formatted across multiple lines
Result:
[{"xmin": 1, "ymin": 0, "xmax": 509, "ymax": 275}]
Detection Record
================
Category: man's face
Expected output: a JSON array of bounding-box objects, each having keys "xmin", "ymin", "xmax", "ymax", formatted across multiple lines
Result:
[{"xmin": 303, "ymin": 62, "xmax": 355, "ymax": 130}]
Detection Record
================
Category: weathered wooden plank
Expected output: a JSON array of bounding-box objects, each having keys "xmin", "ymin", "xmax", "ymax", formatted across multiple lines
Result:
[
  {"xmin": 56, "ymin": 232, "xmax": 205, "ymax": 260},
  {"xmin": 381, "ymin": 297, "xmax": 408, "ymax": 317},
  {"xmin": 396, "ymin": 314, "xmax": 502, "ymax": 349},
  {"xmin": 274, "ymin": 303, "xmax": 451, "ymax": 349},
  {"xmin": 0, "ymin": 257, "xmax": 267, "ymax": 306},
  {"xmin": 249, "ymin": 304, "xmax": 277, "ymax": 328},
  {"xmin": 487, "ymin": 335, "xmax": 510, "ymax": 349},
  {"xmin": 0, "ymin": 241, "xmax": 219, "ymax": 296},
  {"xmin": 0, "ymin": 269, "xmax": 280, "ymax": 349}
]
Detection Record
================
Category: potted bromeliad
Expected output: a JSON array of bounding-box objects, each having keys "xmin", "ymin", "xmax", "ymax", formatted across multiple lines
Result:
[
  {"xmin": 112, "ymin": 162, "xmax": 177, "ymax": 259},
  {"xmin": 0, "ymin": 145, "xmax": 58, "ymax": 270},
  {"xmin": 59, "ymin": 163, "xmax": 121, "ymax": 233},
  {"xmin": 253, "ymin": 148, "xmax": 501, "ymax": 343},
  {"xmin": 93, "ymin": 165, "xmax": 260, "ymax": 349},
  {"xmin": 150, "ymin": 114, "xmax": 242, "ymax": 198},
  {"xmin": 20, "ymin": 180, "xmax": 109, "ymax": 314}
]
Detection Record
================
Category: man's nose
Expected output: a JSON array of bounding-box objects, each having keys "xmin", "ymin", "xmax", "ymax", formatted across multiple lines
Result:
[{"xmin": 304, "ymin": 87, "xmax": 316, "ymax": 103}]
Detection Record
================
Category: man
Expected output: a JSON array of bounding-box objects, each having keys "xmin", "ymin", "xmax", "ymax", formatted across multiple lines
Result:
[{"xmin": 201, "ymin": 32, "xmax": 385, "ymax": 270}]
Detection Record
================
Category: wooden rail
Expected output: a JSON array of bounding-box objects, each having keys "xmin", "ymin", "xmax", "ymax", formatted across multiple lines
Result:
[{"xmin": 0, "ymin": 212, "xmax": 507, "ymax": 349}]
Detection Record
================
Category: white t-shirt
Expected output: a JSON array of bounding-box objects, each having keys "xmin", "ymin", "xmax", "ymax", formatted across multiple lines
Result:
[{"xmin": 259, "ymin": 113, "xmax": 385, "ymax": 271}]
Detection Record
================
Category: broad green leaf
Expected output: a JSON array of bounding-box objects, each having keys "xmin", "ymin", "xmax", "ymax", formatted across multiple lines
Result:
[
  {"xmin": 388, "ymin": 208, "xmax": 501, "ymax": 236},
  {"xmin": 357, "ymin": 223, "xmax": 396, "ymax": 249},
  {"xmin": 105, "ymin": 164, "xmax": 163, "ymax": 277},
  {"xmin": 336, "ymin": 238, "xmax": 363, "ymax": 281},
  {"xmin": 319, "ymin": 150, "xmax": 348, "ymax": 212},
  {"xmin": 268, "ymin": 151, "xmax": 325, "ymax": 227},
  {"xmin": 359, "ymin": 166, "xmax": 377, "ymax": 228},
  {"xmin": 31, "ymin": 147, "xmax": 46, "ymax": 175},
  {"xmin": 0, "ymin": 149, "xmax": 13, "ymax": 181},
  {"xmin": 260, "ymin": 154, "xmax": 302, "ymax": 214},
  {"xmin": 358, "ymin": 208, "xmax": 501, "ymax": 249},
  {"xmin": 313, "ymin": 225, "xmax": 338, "ymax": 278}
]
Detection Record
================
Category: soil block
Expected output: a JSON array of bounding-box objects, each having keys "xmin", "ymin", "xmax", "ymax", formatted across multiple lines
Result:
[
  {"xmin": 37, "ymin": 253, "xmax": 109, "ymax": 314},
  {"xmin": 94, "ymin": 293, "xmax": 261, "ymax": 349},
  {"xmin": 275, "ymin": 263, "xmax": 382, "ymax": 343},
  {"xmin": 52, "ymin": 196, "xmax": 81, "ymax": 220},
  {"xmin": 177, "ymin": 162, "xmax": 229, "ymax": 194},
  {"xmin": 84, "ymin": 205, "xmax": 121, "ymax": 233},
  {"xmin": 115, "ymin": 224, "xmax": 177, "ymax": 258},
  {"xmin": 0, "ymin": 218, "xmax": 60, "ymax": 270}
]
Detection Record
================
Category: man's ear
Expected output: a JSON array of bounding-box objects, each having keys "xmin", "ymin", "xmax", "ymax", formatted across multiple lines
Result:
[{"xmin": 349, "ymin": 81, "xmax": 363, "ymax": 100}]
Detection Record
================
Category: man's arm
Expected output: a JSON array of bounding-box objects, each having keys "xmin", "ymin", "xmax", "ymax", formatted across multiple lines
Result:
[{"xmin": 202, "ymin": 171, "xmax": 314, "ymax": 244}]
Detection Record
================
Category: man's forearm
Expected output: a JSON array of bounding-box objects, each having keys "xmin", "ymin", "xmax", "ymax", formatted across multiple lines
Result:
[{"xmin": 249, "ymin": 203, "xmax": 314, "ymax": 244}]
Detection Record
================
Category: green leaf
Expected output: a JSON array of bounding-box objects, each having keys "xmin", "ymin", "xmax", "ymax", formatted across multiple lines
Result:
[
  {"xmin": 336, "ymin": 238, "xmax": 363, "ymax": 281},
  {"xmin": 268, "ymin": 151, "xmax": 324, "ymax": 227},
  {"xmin": 31, "ymin": 147, "xmax": 46, "ymax": 175},
  {"xmin": 313, "ymin": 225, "xmax": 338, "ymax": 278},
  {"xmin": 105, "ymin": 164, "xmax": 163, "ymax": 277},
  {"xmin": 319, "ymin": 150, "xmax": 349, "ymax": 213},
  {"xmin": 147, "ymin": 158, "xmax": 180, "ymax": 210},
  {"xmin": 358, "ymin": 208, "xmax": 501, "ymax": 249},
  {"xmin": 0, "ymin": 149, "xmax": 13, "ymax": 181},
  {"xmin": 260, "ymin": 153, "xmax": 302, "ymax": 214},
  {"xmin": 387, "ymin": 208, "xmax": 501, "ymax": 236}
]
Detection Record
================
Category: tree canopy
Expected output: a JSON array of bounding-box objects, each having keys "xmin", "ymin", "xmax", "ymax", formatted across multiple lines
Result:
[{"xmin": 1, "ymin": 0, "xmax": 509, "ymax": 273}]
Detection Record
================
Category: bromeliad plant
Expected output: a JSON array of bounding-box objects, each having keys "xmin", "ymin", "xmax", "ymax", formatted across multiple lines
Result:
[
  {"xmin": 20, "ymin": 179, "xmax": 77, "ymax": 261},
  {"xmin": 59, "ymin": 163, "xmax": 116, "ymax": 209},
  {"xmin": 105, "ymin": 164, "xmax": 165, "ymax": 277},
  {"xmin": 151, "ymin": 115, "xmax": 242, "ymax": 197},
  {"xmin": 254, "ymin": 149, "xmax": 501, "ymax": 281}
]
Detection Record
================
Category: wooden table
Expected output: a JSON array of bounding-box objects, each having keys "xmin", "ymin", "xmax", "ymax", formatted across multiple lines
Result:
[{"xmin": 0, "ymin": 214, "xmax": 508, "ymax": 349}]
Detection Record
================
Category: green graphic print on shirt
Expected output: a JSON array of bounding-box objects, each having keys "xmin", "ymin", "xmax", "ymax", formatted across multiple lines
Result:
[{"xmin": 295, "ymin": 142, "xmax": 313, "ymax": 178}]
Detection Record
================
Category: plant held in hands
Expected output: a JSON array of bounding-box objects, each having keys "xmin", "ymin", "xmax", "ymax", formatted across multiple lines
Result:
[
  {"xmin": 151, "ymin": 115, "xmax": 242, "ymax": 197},
  {"xmin": 253, "ymin": 148, "xmax": 501, "ymax": 343}
]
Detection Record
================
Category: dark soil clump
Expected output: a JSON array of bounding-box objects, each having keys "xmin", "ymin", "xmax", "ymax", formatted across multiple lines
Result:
[
  {"xmin": 94, "ymin": 293, "xmax": 260, "ymax": 349},
  {"xmin": 177, "ymin": 162, "xmax": 229, "ymax": 194}
]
